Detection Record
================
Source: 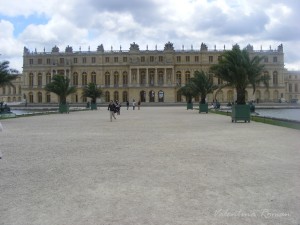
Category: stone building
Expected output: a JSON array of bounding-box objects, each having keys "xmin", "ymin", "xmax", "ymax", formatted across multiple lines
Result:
[
  {"xmin": 285, "ymin": 70, "xmax": 300, "ymax": 102},
  {"xmin": 0, "ymin": 74, "xmax": 23, "ymax": 103},
  {"xmin": 21, "ymin": 42, "xmax": 287, "ymax": 104}
]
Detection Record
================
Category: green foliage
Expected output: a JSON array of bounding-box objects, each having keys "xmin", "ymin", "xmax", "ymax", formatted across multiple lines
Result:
[
  {"xmin": 190, "ymin": 71, "xmax": 218, "ymax": 104},
  {"xmin": 179, "ymin": 82, "xmax": 197, "ymax": 103},
  {"xmin": 44, "ymin": 75, "xmax": 77, "ymax": 104},
  {"xmin": 82, "ymin": 83, "xmax": 103, "ymax": 104},
  {"xmin": 0, "ymin": 61, "xmax": 18, "ymax": 87},
  {"xmin": 210, "ymin": 45, "xmax": 267, "ymax": 104}
]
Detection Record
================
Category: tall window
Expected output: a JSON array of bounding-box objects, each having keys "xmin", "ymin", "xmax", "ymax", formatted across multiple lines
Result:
[
  {"xmin": 46, "ymin": 73, "xmax": 51, "ymax": 84},
  {"xmin": 82, "ymin": 57, "xmax": 86, "ymax": 64},
  {"xmin": 114, "ymin": 91, "xmax": 119, "ymax": 101},
  {"xmin": 38, "ymin": 73, "xmax": 43, "ymax": 87},
  {"xmin": 264, "ymin": 57, "xmax": 268, "ymax": 63},
  {"xmin": 92, "ymin": 57, "xmax": 96, "ymax": 63},
  {"xmin": 73, "ymin": 72, "xmax": 78, "ymax": 86},
  {"xmin": 60, "ymin": 58, "xmax": 64, "ymax": 64},
  {"xmin": 209, "ymin": 56, "xmax": 213, "ymax": 63},
  {"xmin": 150, "ymin": 56, "xmax": 154, "ymax": 62},
  {"xmin": 46, "ymin": 58, "xmax": 51, "ymax": 64},
  {"xmin": 114, "ymin": 72, "xmax": 119, "ymax": 87},
  {"xmin": 105, "ymin": 57, "xmax": 109, "ymax": 63},
  {"xmin": 141, "ymin": 56, "xmax": 145, "ymax": 62},
  {"xmin": 37, "ymin": 92, "xmax": 42, "ymax": 103},
  {"xmin": 122, "ymin": 91, "xmax": 128, "ymax": 102},
  {"xmin": 114, "ymin": 57, "xmax": 118, "ymax": 63},
  {"xmin": 123, "ymin": 71, "xmax": 128, "ymax": 86},
  {"xmin": 159, "ymin": 56, "xmax": 163, "ymax": 62},
  {"xmin": 74, "ymin": 58, "xmax": 78, "ymax": 63},
  {"xmin": 29, "ymin": 92, "xmax": 34, "ymax": 103},
  {"xmin": 29, "ymin": 73, "xmax": 34, "ymax": 87},
  {"xmin": 186, "ymin": 56, "xmax": 190, "ymax": 62},
  {"xmin": 176, "ymin": 56, "xmax": 181, "ymax": 62},
  {"xmin": 38, "ymin": 58, "xmax": 42, "ymax": 64},
  {"xmin": 295, "ymin": 84, "xmax": 298, "ymax": 92},
  {"xmin": 123, "ymin": 57, "xmax": 127, "ymax": 62},
  {"xmin": 46, "ymin": 93, "xmax": 51, "ymax": 103},
  {"xmin": 289, "ymin": 84, "xmax": 292, "ymax": 92},
  {"xmin": 29, "ymin": 59, "xmax": 33, "ymax": 65},
  {"xmin": 176, "ymin": 71, "xmax": 182, "ymax": 85},
  {"xmin": 185, "ymin": 71, "xmax": 190, "ymax": 83},
  {"xmin": 273, "ymin": 57, "xmax": 277, "ymax": 63},
  {"xmin": 91, "ymin": 72, "xmax": 96, "ymax": 84},
  {"xmin": 195, "ymin": 56, "xmax": 199, "ymax": 62},
  {"xmin": 82, "ymin": 72, "xmax": 87, "ymax": 85},
  {"xmin": 273, "ymin": 71, "xmax": 278, "ymax": 85},
  {"xmin": 158, "ymin": 71, "xmax": 164, "ymax": 85},
  {"xmin": 105, "ymin": 91, "xmax": 110, "ymax": 102},
  {"xmin": 105, "ymin": 72, "xmax": 110, "ymax": 86}
]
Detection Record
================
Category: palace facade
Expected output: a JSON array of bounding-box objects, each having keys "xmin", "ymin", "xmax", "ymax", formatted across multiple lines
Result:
[{"xmin": 19, "ymin": 42, "xmax": 294, "ymax": 104}]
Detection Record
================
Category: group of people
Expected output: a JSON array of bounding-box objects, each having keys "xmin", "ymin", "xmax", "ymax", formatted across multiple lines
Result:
[{"xmin": 108, "ymin": 99, "xmax": 141, "ymax": 122}]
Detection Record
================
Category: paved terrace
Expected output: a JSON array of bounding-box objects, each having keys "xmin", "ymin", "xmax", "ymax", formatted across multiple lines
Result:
[{"xmin": 0, "ymin": 107, "xmax": 299, "ymax": 225}]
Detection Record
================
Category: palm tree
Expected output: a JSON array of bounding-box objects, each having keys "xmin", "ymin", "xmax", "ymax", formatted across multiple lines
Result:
[
  {"xmin": 45, "ymin": 74, "xmax": 77, "ymax": 112},
  {"xmin": 210, "ymin": 44, "xmax": 268, "ymax": 105},
  {"xmin": 82, "ymin": 83, "xmax": 103, "ymax": 109},
  {"xmin": 190, "ymin": 70, "xmax": 218, "ymax": 104},
  {"xmin": 179, "ymin": 82, "xmax": 198, "ymax": 109},
  {"xmin": 210, "ymin": 45, "xmax": 269, "ymax": 122},
  {"xmin": 0, "ymin": 61, "xmax": 18, "ymax": 87}
]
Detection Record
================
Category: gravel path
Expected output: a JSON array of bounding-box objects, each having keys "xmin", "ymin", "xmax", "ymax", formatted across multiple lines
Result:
[{"xmin": 1, "ymin": 107, "xmax": 300, "ymax": 225}]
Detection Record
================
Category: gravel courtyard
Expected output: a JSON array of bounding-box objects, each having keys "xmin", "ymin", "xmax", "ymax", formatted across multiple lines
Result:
[{"xmin": 1, "ymin": 107, "xmax": 300, "ymax": 225}]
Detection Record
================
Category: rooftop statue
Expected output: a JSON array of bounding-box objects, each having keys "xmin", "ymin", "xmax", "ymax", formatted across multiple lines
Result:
[
  {"xmin": 130, "ymin": 42, "xmax": 139, "ymax": 51},
  {"xmin": 278, "ymin": 44, "xmax": 283, "ymax": 52},
  {"xmin": 52, "ymin": 45, "xmax": 59, "ymax": 53},
  {"xmin": 200, "ymin": 42, "xmax": 208, "ymax": 51},
  {"xmin": 65, "ymin": 45, "xmax": 73, "ymax": 53},
  {"xmin": 164, "ymin": 41, "xmax": 174, "ymax": 51},
  {"xmin": 97, "ymin": 44, "xmax": 104, "ymax": 52},
  {"xmin": 23, "ymin": 47, "xmax": 30, "ymax": 55}
]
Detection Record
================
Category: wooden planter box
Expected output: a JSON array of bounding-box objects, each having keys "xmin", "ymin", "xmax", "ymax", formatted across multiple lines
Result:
[
  {"xmin": 91, "ymin": 103, "xmax": 97, "ymax": 110},
  {"xmin": 231, "ymin": 104, "xmax": 250, "ymax": 123},
  {"xmin": 59, "ymin": 104, "xmax": 69, "ymax": 113},
  {"xmin": 187, "ymin": 102, "xmax": 193, "ymax": 110},
  {"xmin": 199, "ymin": 103, "xmax": 208, "ymax": 113}
]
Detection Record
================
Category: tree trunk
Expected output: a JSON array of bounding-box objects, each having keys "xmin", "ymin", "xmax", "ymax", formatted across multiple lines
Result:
[{"xmin": 236, "ymin": 87, "xmax": 246, "ymax": 105}]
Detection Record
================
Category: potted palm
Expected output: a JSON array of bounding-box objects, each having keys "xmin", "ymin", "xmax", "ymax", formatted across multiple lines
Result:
[
  {"xmin": 210, "ymin": 44, "xmax": 268, "ymax": 122},
  {"xmin": 45, "ymin": 74, "xmax": 77, "ymax": 113},
  {"xmin": 190, "ymin": 71, "xmax": 218, "ymax": 113},
  {"xmin": 179, "ymin": 82, "xmax": 197, "ymax": 110},
  {"xmin": 82, "ymin": 83, "xmax": 103, "ymax": 110}
]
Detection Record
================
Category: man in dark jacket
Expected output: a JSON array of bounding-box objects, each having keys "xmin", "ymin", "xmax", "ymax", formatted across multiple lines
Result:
[{"xmin": 107, "ymin": 100, "xmax": 116, "ymax": 121}]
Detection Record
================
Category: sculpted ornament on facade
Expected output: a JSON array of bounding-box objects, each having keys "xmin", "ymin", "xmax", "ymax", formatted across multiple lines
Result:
[
  {"xmin": 97, "ymin": 44, "xmax": 104, "ymax": 52},
  {"xmin": 130, "ymin": 42, "xmax": 140, "ymax": 51},
  {"xmin": 65, "ymin": 45, "xmax": 73, "ymax": 53},
  {"xmin": 164, "ymin": 42, "xmax": 174, "ymax": 51},
  {"xmin": 200, "ymin": 43, "xmax": 208, "ymax": 51},
  {"xmin": 51, "ymin": 45, "xmax": 59, "ymax": 53}
]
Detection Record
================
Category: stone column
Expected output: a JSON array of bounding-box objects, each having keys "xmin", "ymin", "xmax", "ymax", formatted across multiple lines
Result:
[{"xmin": 146, "ymin": 68, "xmax": 149, "ymax": 85}]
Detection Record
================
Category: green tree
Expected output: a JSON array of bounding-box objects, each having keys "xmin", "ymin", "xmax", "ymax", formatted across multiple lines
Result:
[
  {"xmin": 0, "ymin": 61, "xmax": 18, "ymax": 87},
  {"xmin": 179, "ymin": 82, "xmax": 198, "ymax": 103},
  {"xmin": 210, "ymin": 45, "xmax": 268, "ymax": 105},
  {"xmin": 44, "ymin": 74, "xmax": 77, "ymax": 104},
  {"xmin": 82, "ymin": 83, "xmax": 103, "ymax": 104},
  {"xmin": 190, "ymin": 70, "xmax": 218, "ymax": 104}
]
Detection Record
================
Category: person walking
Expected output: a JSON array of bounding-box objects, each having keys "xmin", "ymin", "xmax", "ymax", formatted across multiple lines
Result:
[
  {"xmin": 138, "ymin": 100, "xmax": 141, "ymax": 110},
  {"xmin": 107, "ymin": 100, "xmax": 116, "ymax": 122},
  {"xmin": 126, "ymin": 100, "xmax": 129, "ymax": 110},
  {"xmin": 115, "ymin": 100, "xmax": 121, "ymax": 115},
  {"xmin": 132, "ymin": 99, "xmax": 136, "ymax": 110}
]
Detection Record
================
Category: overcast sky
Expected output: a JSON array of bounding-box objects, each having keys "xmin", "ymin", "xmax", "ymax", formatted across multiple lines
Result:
[{"xmin": 0, "ymin": 0, "xmax": 300, "ymax": 72}]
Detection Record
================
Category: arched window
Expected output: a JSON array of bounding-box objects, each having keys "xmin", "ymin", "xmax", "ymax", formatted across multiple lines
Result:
[
  {"xmin": 46, "ymin": 73, "xmax": 51, "ymax": 85},
  {"xmin": 29, "ymin": 73, "xmax": 34, "ymax": 87},
  {"xmin": 140, "ymin": 90, "xmax": 146, "ymax": 102},
  {"xmin": 185, "ymin": 71, "xmax": 190, "ymax": 83},
  {"xmin": 149, "ymin": 70, "xmax": 154, "ymax": 86},
  {"xmin": 46, "ymin": 92, "xmax": 51, "ymax": 103},
  {"xmin": 149, "ymin": 90, "xmax": 155, "ymax": 102},
  {"xmin": 158, "ymin": 70, "xmax": 164, "ymax": 85},
  {"xmin": 114, "ymin": 72, "xmax": 119, "ymax": 87},
  {"xmin": 105, "ymin": 91, "xmax": 110, "ymax": 102},
  {"xmin": 158, "ymin": 90, "xmax": 164, "ymax": 102},
  {"xmin": 105, "ymin": 72, "xmax": 110, "ymax": 86},
  {"xmin": 38, "ymin": 73, "xmax": 43, "ymax": 87},
  {"xmin": 73, "ymin": 72, "xmax": 78, "ymax": 86},
  {"xmin": 114, "ymin": 91, "xmax": 119, "ymax": 101},
  {"xmin": 37, "ymin": 92, "xmax": 42, "ymax": 103},
  {"xmin": 176, "ymin": 90, "xmax": 182, "ymax": 102},
  {"xmin": 122, "ymin": 71, "xmax": 128, "ymax": 86},
  {"xmin": 273, "ymin": 71, "xmax": 278, "ymax": 85},
  {"xmin": 82, "ymin": 72, "xmax": 87, "ymax": 86},
  {"xmin": 91, "ymin": 72, "xmax": 96, "ymax": 84},
  {"xmin": 176, "ymin": 71, "xmax": 182, "ymax": 86},
  {"xmin": 122, "ymin": 91, "xmax": 128, "ymax": 102},
  {"xmin": 263, "ymin": 71, "xmax": 269, "ymax": 86},
  {"xmin": 29, "ymin": 92, "xmax": 34, "ymax": 103}
]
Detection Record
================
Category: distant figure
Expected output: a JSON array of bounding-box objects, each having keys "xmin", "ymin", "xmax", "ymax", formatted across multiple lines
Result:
[
  {"xmin": 138, "ymin": 100, "xmax": 141, "ymax": 110},
  {"xmin": 132, "ymin": 99, "xmax": 136, "ymax": 110},
  {"xmin": 126, "ymin": 100, "xmax": 129, "ymax": 110},
  {"xmin": 115, "ymin": 100, "xmax": 121, "ymax": 115},
  {"xmin": 107, "ymin": 100, "xmax": 116, "ymax": 122}
]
